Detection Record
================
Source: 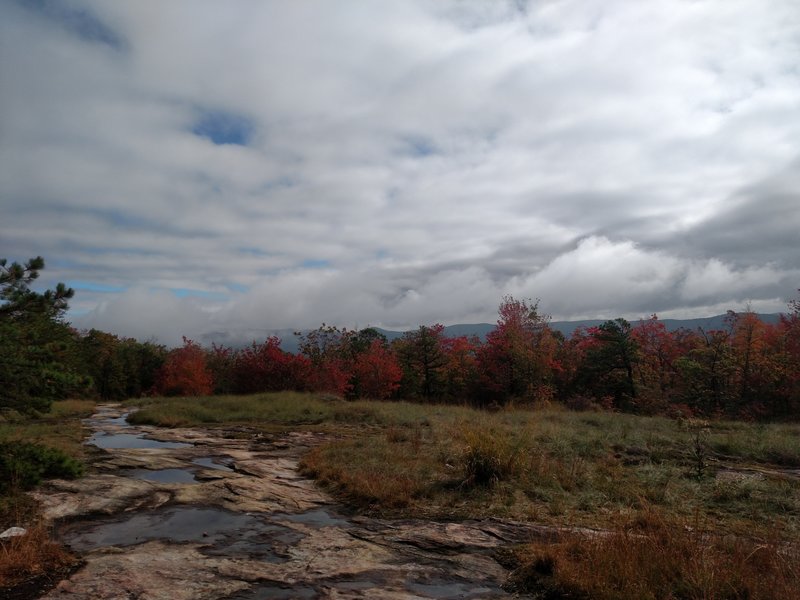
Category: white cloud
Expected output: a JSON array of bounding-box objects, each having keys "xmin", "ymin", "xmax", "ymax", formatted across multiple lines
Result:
[{"xmin": 2, "ymin": 0, "xmax": 798, "ymax": 343}]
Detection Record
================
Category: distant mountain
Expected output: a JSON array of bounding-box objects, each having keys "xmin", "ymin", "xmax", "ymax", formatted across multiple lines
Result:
[
  {"xmin": 201, "ymin": 314, "xmax": 783, "ymax": 352},
  {"xmin": 370, "ymin": 313, "xmax": 783, "ymax": 343}
]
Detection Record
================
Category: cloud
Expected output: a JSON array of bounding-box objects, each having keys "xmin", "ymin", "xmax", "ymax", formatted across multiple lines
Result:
[
  {"xmin": 78, "ymin": 288, "xmax": 211, "ymax": 346},
  {"xmin": 1, "ymin": 0, "xmax": 798, "ymax": 344},
  {"xmin": 74, "ymin": 236, "xmax": 797, "ymax": 346}
]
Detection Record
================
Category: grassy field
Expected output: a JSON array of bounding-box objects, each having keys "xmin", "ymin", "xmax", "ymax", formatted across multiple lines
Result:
[
  {"xmin": 10, "ymin": 393, "xmax": 798, "ymax": 598},
  {"xmin": 130, "ymin": 393, "xmax": 800, "ymax": 536},
  {"xmin": 129, "ymin": 393, "xmax": 800, "ymax": 599},
  {"xmin": 128, "ymin": 392, "xmax": 451, "ymax": 428},
  {"xmin": 0, "ymin": 399, "xmax": 96, "ymax": 458},
  {"xmin": 0, "ymin": 399, "xmax": 94, "ymax": 592}
]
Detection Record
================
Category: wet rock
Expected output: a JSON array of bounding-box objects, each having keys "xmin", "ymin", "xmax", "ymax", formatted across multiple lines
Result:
[
  {"xmin": 33, "ymin": 474, "xmax": 173, "ymax": 520},
  {"xmin": 40, "ymin": 541, "xmax": 249, "ymax": 600},
  {"xmin": 37, "ymin": 404, "xmax": 521, "ymax": 599}
]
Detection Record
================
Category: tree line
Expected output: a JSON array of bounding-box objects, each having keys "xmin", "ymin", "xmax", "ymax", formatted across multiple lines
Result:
[{"xmin": 2, "ymin": 256, "xmax": 798, "ymax": 420}]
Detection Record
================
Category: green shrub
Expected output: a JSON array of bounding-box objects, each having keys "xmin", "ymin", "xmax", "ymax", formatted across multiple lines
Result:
[{"xmin": 0, "ymin": 442, "xmax": 83, "ymax": 493}]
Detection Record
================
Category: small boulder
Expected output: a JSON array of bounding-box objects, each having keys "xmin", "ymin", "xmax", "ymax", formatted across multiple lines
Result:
[{"xmin": 0, "ymin": 526, "xmax": 27, "ymax": 539}]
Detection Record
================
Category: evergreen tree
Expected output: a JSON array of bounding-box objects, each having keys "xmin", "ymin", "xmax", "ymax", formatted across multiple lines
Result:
[{"xmin": 0, "ymin": 257, "xmax": 87, "ymax": 414}]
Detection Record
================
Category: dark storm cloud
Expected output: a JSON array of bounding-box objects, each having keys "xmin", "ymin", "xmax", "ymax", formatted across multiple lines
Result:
[{"xmin": 682, "ymin": 159, "xmax": 800, "ymax": 268}]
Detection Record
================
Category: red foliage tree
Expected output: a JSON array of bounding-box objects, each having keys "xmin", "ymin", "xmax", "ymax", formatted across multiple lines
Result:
[
  {"xmin": 351, "ymin": 339, "xmax": 402, "ymax": 399},
  {"xmin": 296, "ymin": 325, "xmax": 353, "ymax": 396},
  {"xmin": 630, "ymin": 315, "xmax": 684, "ymax": 411},
  {"xmin": 477, "ymin": 296, "xmax": 557, "ymax": 405},
  {"xmin": 232, "ymin": 337, "xmax": 310, "ymax": 393},
  {"xmin": 155, "ymin": 337, "xmax": 213, "ymax": 396}
]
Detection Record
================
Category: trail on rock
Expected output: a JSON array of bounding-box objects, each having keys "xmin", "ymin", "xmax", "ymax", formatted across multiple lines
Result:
[{"xmin": 34, "ymin": 405, "xmax": 545, "ymax": 599}]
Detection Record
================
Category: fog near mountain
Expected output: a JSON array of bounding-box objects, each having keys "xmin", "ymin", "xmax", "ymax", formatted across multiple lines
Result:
[{"xmin": 196, "ymin": 314, "xmax": 783, "ymax": 354}]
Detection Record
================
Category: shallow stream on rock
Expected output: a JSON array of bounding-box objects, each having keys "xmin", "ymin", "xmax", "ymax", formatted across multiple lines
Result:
[
  {"xmin": 87, "ymin": 431, "xmax": 192, "ymax": 449},
  {"xmin": 44, "ymin": 405, "xmax": 514, "ymax": 599},
  {"xmin": 60, "ymin": 505, "xmax": 302, "ymax": 565},
  {"xmin": 119, "ymin": 467, "xmax": 199, "ymax": 483},
  {"xmin": 192, "ymin": 456, "xmax": 234, "ymax": 472}
]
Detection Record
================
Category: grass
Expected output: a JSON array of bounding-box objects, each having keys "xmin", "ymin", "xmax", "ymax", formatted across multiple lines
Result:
[
  {"xmin": 89, "ymin": 393, "xmax": 800, "ymax": 597},
  {"xmin": 506, "ymin": 510, "xmax": 799, "ymax": 600},
  {"xmin": 0, "ymin": 522, "xmax": 81, "ymax": 591},
  {"xmin": 128, "ymin": 392, "xmax": 472, "ymax": 430},
  {"xmin": 130, "ymin": 393, "xmax": 800, "ymax": 540},
  {"xmin": 0, "ymin": 399, "xmax": 94, "ymax": 596},
  {"xmin": 0, "ymin": 399, "xmax": 95, "ymax": 458},
  {"xmin": 2, "ymin": 392, "xmax": 794, "ymax": 599},
  {"xmin": 304, "ymin": 406, "xmax": 800, "ymax": 538}
]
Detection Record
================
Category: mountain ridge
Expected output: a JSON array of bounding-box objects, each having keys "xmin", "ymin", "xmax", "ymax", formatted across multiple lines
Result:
[{"xmin": 200, "ymin": 313, "xmax": 783, "ymax": 354}]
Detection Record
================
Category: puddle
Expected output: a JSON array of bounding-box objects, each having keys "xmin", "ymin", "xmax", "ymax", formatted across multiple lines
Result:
[
  {"xmin": 203, "ymin": 523, "xmax": 303, "ymax": 561},
  {"xmin": 87, "ymin": 432, "xmax": 191, "ymax": 449},
  {"xmin": 333, "ymin": 579, "xmax": 376, "ymax": 591},
  {"xmin": 225, "ymin": 585, "xmax": 316, "ymax": 599},
  {"xmin": 121, "ymin": 468, "xmax": 198, "ymax": 484},
  {"xmin": 193, "ymin": 457, "xmax": 234, "ymax": 472},
  {"xmin": 273, "ymin": 508, "xmax": 350, "ymax": 528},
  {"xmin": 60, "ymin": 506, "xmax": 299, "ymax": 561},
  {"xmin": 105, "ymin": 413, "xmax": 131, "ymax": 426},
  {"xmin": 407, "ymin": 580, "xmax": 497, "ymax": 599}
]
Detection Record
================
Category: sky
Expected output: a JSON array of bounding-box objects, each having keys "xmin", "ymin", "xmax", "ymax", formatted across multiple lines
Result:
[{"xmin": 1, "ymin": 0, "xmax": 799, "ymax": 346}]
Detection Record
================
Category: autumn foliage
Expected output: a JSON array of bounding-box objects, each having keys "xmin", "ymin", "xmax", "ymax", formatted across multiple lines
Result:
[
  {"xmin": 351, "ymin": 339, "xmax": 402, "ymax": 400},
  {"xmin": 477, "ymin": 296, "xmax": 558, "ymax": 406},
  {"xmin": 10, "ymin": 258, "xmax": 788, "ymax": 418},
  {"xmin": 231, "ymin": 337, "xmax": 310, "ymax": 394},
  {"xmin": 147, "ymin": 293, "xmax": 800, "ymax": 419},
  {"xmin": 154, "ymin": 337, "xmax": 213, "ymax": 396},
  {"xmin": 60, "ymin": 290, "xmax": 800, "ymax": 420}
]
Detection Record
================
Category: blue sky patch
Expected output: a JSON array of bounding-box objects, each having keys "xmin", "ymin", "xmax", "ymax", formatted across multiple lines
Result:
[
  {"xmin": 401, "ymin": 135, "xmax": 438, "ymax": 157},
  {"xmin": 302, "ymin": 259, "xmax": 331, "ymax": 269},
  {"xmin": 192, "ymin": 110, "xmax": 254, "ymax": 146},
  {"xmin": 18, "ymin": 0, "xmax": 126, "ymax": 50},
  {"xmin": 226, "ymin": 283, "xmax": 250, "ymax": 293}
]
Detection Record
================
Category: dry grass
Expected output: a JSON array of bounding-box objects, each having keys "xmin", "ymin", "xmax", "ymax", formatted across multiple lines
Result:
[
  {"xmin": 129, "ymin": 393, "xmax": 800, "ymax": 534},
  {"xmin": 48, "ymin": 399, "xmax": 96, "ymax": 420},
  {"xmin": 0, "ymin": 399, "xmax": 92, "ymax": 597},
  {"xmin": 0, "ymin": 399, "xmax": 95, "ymax": 458},
  {"xmin": 508, "ymin": 511, "xmax": 799, "ymax": 600},
  {"xmin": 294, "ymin": 401, "xmax": 800, "ymax": 536},
  {"xmin": 301, "ymin": 427, "xmax": 438, "ymax": 510},
  {"xmin": 459, "ymin": 423, "xmax": 523, "ymax": 488},
  {"xmin": 0, "ymin": 523, "xmax": 80, "ymax": 591}
]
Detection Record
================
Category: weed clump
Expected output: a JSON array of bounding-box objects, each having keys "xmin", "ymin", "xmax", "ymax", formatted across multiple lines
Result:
[
  {"xmin": 0, "ymin": 522, "xmax": 82, "ymax": 591},
  {"xmin": 459, "ymin": 425, "xmax": 521, "ymax": 488}
]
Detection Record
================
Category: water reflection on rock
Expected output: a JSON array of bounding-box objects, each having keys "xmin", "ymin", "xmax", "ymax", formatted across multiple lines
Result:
[{"xmin": 88, "ymin": 432, "xmax": 192, "ymax": 450}]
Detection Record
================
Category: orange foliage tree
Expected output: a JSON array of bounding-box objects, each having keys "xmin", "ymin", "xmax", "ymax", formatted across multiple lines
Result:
[{"xmin": 155, "ymin": 337, "xmax": 213, "ymax": 396}]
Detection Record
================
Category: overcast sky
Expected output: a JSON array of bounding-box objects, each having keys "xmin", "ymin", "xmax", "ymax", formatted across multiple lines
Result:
[{"xmin": 2, "ymin": 0, "xmax": 798, "ymax": 345}]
